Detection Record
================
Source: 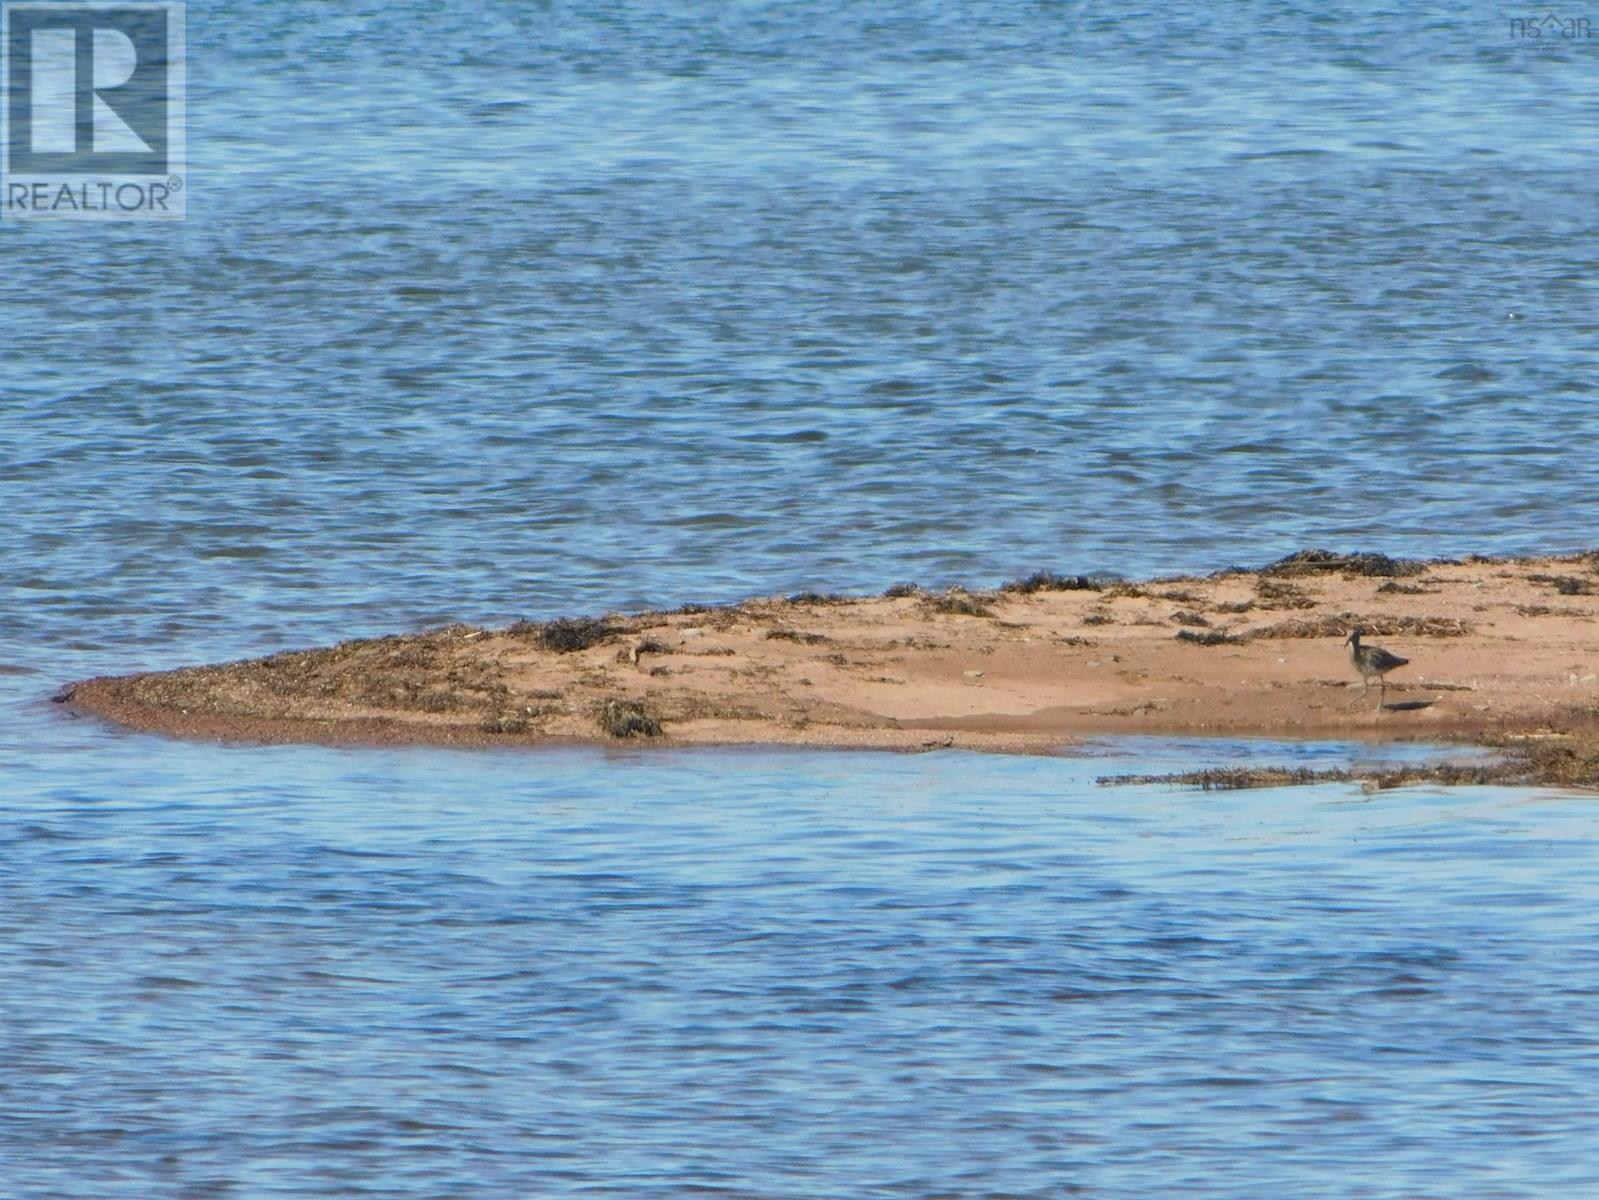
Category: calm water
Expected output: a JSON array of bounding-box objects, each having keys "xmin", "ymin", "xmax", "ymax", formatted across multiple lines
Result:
[
  {"xmin": 7, "ymin": 739, "xmax": 1599, "ymax": 1198},
  {"xmin": 4, "ymin": 2, "xmax": 1599, "ymax": 1195}
]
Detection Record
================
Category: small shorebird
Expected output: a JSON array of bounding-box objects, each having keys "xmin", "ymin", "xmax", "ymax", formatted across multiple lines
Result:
[{"xmin": 1345, "ymin": 628, "xmax": 1408, "ymax": 706}]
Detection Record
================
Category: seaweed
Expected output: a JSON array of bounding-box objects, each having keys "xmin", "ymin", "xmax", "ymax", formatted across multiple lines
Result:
[
  {"xmin": 1098, "ymin": 733, "xmax": 1599, "ymax": 792},
  {"xmin": 922, "ymin": 589, "xmax": 995, "ymax": 618},
  {"xmin": 597, "ymin": 699, "xmax": 662, "ymax": 738},
  {"xmin": 1253, "ymin": 614, "xmax": 1472, "ymax": 639},
  {"xmin": 766, "ymin": 628, "xmax": 830, "ymax": 644},
  {"xmin": 1263, "ymin": 549, "xmax": 1425, "ymax": 578},
  {"xmin": 1174, "ymin": 628, "xmax": 1241, "ymax": 646},
  {"xmin": 788, "ymin": 591, "xmax": 847, "ymax": 606},
  {"xmin": 480, "ymin": 712, "xmax": 530, "ymax": 735},
  {"xmin": 535, "ymin": 617, "xmax": 622, "ymax": 653},
  {"xmin": 1098, "ymin": 766, "xmax": 1352, "ymax": 790},
  {"xmin": 1527, "ymin": 573, "xmax": 1594, "ymax": 596},
  {"xmin": 1254, "ymin": 578, "xmax": 1316, "ymax": 610},
  {"xmin": 1376, "ymin": 581, "xmax": 1432, "ymax": 595},
  {"xmin": 1000, "ymin": 571, "xmax": 1101, "ymax": 594}
]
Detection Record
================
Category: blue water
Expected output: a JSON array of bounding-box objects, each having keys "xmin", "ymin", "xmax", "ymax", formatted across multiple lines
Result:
[
  {"xmin": 7, "ymin": 739, "xmax": 1599, "ymax": 1198},
  {"xmin": 4, "ymin": 2, "xmax": 1599, "ymax": 1195}
]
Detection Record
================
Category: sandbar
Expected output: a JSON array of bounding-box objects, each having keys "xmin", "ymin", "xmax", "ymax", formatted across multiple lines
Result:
[{"xmin": 61, "ymin": 550, "xmax": 1599, "ymax": 786}]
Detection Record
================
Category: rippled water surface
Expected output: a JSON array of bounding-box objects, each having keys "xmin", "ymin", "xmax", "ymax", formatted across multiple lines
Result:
[
  {"xmin": 7, "ymin": 3, "xmax": 1599, "ymax": 635},
  {"xmin": 4, "ymin": 2, "xmax": 1599, "ymax": 1196},
  {"xmin": 8, "ymin": 740, "xmax": 1599, "ymax": 1198}
]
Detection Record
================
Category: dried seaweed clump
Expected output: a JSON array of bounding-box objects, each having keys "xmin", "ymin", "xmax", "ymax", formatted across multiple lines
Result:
[
  {"xmin": 1516, "ymin": 604, "xmax": 1586, "ymax": 618},
  {"xmin": 766, "ymin": 628, "xmax": 830, "ymax": 644},
  {"xmin": 922, "ymin": 589, "xmax": 995, "ymax": 618},
  {"xmin": 1174, "ymin": 628, "xmax": 1241, "ymax": 646},
  {"xmin": 1254, "ymin": 578, "xmax": 1316, "ymax": 610},
  {"xmin": 413, "ymin": 688, "xmax": 471, "ymax": 714},
  {"xmin": 597, "ymin": 699, "xmax": 662, "ymax": 739},
  {"xmin": 1253, "ymin": 614, "xmax": 1472, "ymax": 639},
  {"xmin": 788, "ymin": 591, "xmax": 847, "ymax": 606},
  {"xmin": 1101, "ymin": 582, "xmax": 1151, "ymax": 599},
  {"xmin": 531, "ymin": 617, "xmax": 622, "ymax": 653},
  {"xmin": 1263, "ymin": 549, "xmax": 1425, "ymax": 578},
  {"xmin": 1528, "ymin": 574, "xmax": 1594, "ymax": 596},
  {"xmin": 1487, "ymin": 733, "xmax": 1599, "ymax": 789},
  {"xmin": 1099, "ymin": 766, "xmax": 1353, "ymax": 790},
  {"xmin": 1098, "ymin": 763, "xmax": 1507, "ymax": 791},
  {"xmin": 1097, "ymin": 734, "xmax": 1599, "ymax": 792},
  {"xmin": 1000, "ymin": 571, "xmax": 1101, "ymax": 595},
  {"xmin": 480, "ymin": 711, "xmax": 530, "ymax": 735}
]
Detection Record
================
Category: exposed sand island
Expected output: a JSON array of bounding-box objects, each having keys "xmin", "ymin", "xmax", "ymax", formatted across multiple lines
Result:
[{"xmin": 62, "ymin": 551, "xmax": 1599, "ymax": 786}]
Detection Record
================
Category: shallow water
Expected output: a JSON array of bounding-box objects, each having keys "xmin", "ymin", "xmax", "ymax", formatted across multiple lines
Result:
[
  {"xmin": 4, "ymin": 1, "xmax": 1599, "ymax": 1195},
  {"xmin": 7, "ymin": 739, "xmax": 1599, "ymax": 1198},
  {"xmin": 6, "ymin": 4, "xmax": 1599, "ymax": 643}
]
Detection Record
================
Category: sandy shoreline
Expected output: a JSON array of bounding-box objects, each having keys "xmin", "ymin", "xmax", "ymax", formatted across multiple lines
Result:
[{"xmin": 60, "ymin": 550, "xmax": 1599, "ymax": 782}]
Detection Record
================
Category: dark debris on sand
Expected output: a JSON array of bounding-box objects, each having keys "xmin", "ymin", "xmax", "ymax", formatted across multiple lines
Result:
[
  {"xmin": 1254, "ymin": 578, "xmax": 1316, "ymax": 610},
  {"xmin": 1260, "ymin": 549, "xmax": 1427, "ymax": 578},
  {"xmin": 597, "ymin": 698, "xmax": 663, "ymax": 738},
  {"xmin": 787, "ymin": 591, "xmax": 849, "ymax": 606},
  {"xmin": 1253, "ymin": 613, "xmax": 1472, "ymax": 639},
  {"xmin": 1527, "ymin": 573, "xmax": 1595, "ymax": 596},
  {"xmin": 1376, "ymin": 580, "xmax": 1433, "ymax": 595},
  {"xmin": 1174, "ymin": 628, "xmax": 1241, "ymax": 646},
  {"xmin": 1000, "ymin": 571, "xmax": 1102, "ymax": 595},
  {"xmin": 922, "ymin": 589, "xmax": 996, "ymax": 618},
  {"xmin": 510, "ymin": 616, "xmax": 625, "ymax": 653},
  {"xmin": 766, "ymin": 628, "xmax": 830, "ymax": 644}
]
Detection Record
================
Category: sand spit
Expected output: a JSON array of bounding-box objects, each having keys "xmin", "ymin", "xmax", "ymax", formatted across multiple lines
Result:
[{"xmin": 61, "ymin": 550, "xmax": 1599, "ymax": 787}]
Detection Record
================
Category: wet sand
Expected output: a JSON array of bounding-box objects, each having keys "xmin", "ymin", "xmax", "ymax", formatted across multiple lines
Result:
[{"xmin": 61, "ymin": 551, "xmax": 1599, "ymax": 784}]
